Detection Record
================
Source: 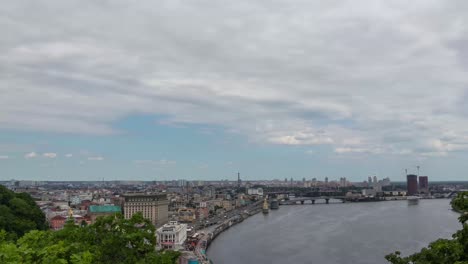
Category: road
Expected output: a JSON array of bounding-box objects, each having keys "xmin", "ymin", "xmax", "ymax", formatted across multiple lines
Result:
[{"xmin": 193, "ymin": 201, "xmax": 262, "ymax": 263}]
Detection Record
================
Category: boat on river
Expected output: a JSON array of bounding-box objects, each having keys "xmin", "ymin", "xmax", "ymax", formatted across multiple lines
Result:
[
  {"xmin": 262, "ymin": 198, "xmax": 269, "ymax": 214},
  {"xmin": 407, "ymin": 196, "xmax": 420, "ymax": 205}
]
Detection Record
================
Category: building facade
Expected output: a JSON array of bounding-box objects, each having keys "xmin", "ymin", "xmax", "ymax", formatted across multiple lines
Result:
[
  {"xmin": 406, "ymin": 174, "xmax": 418, "ymax": 195},
  {"xmin": 156, "ymin": 221, "xmax": 187, "ymax": 251},
  {"xmin": 50, "ymin": 215, "xmax": 66, "ymax": 230},
  {"xmin": 178, "ymin": 208, "xmax": 196, "ymax": 223},
  {"xmin": 123, "ymin": 193, "xmax": 168, "ymax": 227},
  {"xmin": 419, "ymin": 176, "xmax": 429, "ymax": 194}
]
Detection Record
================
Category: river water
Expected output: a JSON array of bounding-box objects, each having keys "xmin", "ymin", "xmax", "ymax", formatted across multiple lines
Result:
[{"xmin": 207, "ymin": 199, "xmax": 461, "ymax": 264}]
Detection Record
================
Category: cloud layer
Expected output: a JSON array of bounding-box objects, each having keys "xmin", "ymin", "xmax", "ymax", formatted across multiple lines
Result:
[
  {"xmin": 43, "ymin": 152, "xmax": 57, "ymax": 158},
  {"xmin": 2, "ymin": 1, "xmax": 468, "ymax": 157}
]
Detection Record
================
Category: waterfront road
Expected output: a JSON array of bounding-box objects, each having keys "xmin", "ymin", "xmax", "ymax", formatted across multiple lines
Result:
[{"xmin": 194, "ymin": 202, "xmax": 262, "ymax": 263}]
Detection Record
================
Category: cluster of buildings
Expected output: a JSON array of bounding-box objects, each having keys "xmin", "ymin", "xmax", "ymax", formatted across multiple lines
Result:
[
  {"xmin": 46, "ymin": 192, "xmax": 169, "ymax": 230},
  {"xmin": 2, "ymin": 173, "xmax": 466, "ymax": 264},
  {"xmin": 1, "ymin": 179, "xmax": 266, "ymax": 259},
  {"xmin": 406, "ymin": 174, "xmax": 429, "ymax": 195}
]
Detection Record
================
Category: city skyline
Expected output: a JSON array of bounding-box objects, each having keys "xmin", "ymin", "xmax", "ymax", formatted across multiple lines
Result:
[{"xmin": 2, "ymin": 1, "xmax": 468, "ymax": 181}]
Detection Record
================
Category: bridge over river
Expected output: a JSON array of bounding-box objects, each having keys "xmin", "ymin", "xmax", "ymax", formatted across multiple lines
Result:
[{"xmin": 279, "ymin": 196, "xmax": 347, "ymax": 205}]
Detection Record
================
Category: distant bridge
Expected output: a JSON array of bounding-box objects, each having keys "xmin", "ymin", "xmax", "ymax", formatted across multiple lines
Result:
[
  {"xmin": 279, "ymin": 196, "xmax": 347, "ymax": 205},
  {"xmin": 266, "ymin": 190, "xmax": 346, "ymax": 198}
]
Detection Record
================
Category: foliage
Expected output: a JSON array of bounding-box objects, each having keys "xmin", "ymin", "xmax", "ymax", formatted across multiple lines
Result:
[
  {"xmin": 0, "ymin": 185, "xmax": 47, "ymax": 239},
  {"xmin": 0, "ymin": 213, "xmax": 180, "ymax": 264},
  {"xmin": 386, "ymin": 192, "xmax": 468, "ymax": 264}
]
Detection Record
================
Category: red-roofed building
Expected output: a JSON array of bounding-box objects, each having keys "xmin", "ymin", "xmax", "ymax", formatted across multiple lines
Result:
[{"xmin": 50, "ymin": 215, "xmax": 66, "ymax": 230}]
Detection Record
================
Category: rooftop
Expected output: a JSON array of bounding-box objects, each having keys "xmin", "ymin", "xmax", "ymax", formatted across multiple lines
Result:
[{"xmin": 89, "ymin": 205, "xmax": 121, "ymax": 213}]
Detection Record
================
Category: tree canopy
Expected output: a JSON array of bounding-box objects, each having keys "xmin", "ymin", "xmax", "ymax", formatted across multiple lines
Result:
[
  {"xmin": 0, "ymin": 185, "xmax": 47, "ymax": 240},
  {"xmin": 386, "ymin": 192, "xmax": 468, "ymax": 264},
  {"xmin": 0, "ymin": 213, "xmax": 180, "ymax": 264}
]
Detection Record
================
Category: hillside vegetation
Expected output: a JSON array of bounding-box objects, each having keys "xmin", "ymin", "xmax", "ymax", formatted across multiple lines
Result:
[{"xmin": 0, "ymin": 185, "xmax": 47, "ymax": 240}]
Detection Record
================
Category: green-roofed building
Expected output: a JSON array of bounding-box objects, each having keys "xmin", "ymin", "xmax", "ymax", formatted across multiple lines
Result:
[{"xmin": 88, "ymin": 205, "xmax": 122, "ymax": 223}]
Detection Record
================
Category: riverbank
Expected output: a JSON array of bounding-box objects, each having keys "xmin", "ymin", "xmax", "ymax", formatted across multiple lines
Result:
[
  {"xmin": 196, "ymin": 202, "xmax": 262, "ymax": 263},
  {"xmin": 206, "ymin": 207, "xmax": 262, "ymax": 249}
]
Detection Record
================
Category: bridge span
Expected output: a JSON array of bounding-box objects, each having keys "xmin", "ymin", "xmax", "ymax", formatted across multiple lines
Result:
[{"xmin": 279, "ymin": 196, "xmax": 347, "ymax": 205}]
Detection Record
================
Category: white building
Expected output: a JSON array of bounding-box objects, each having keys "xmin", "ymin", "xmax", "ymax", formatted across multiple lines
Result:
[
  {"xmin": 362, "ymin": 189, "xmax": 376, "ymax": 197},
  {"xmin": 247, "ymin": 188, "xmax": 264, "ymax": 196},
  {"xmin": 156, "ymin": 221, "xmax": 187, "ymax": 251}
]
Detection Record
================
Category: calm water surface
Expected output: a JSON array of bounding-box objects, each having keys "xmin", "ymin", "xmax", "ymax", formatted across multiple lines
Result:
[{"xmin": 207, "ymin": 199, "xmax": 460, "ymax": 264}]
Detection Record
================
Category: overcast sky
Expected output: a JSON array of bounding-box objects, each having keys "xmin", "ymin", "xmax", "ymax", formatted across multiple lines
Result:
[{"xmin": 1, "ymin": 0, "xmax": 468, "ymax": 181}]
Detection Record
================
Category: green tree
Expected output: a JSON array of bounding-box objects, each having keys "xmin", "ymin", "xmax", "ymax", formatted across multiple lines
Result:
[
  {"xmin": 0, "ymin": 185, "xmax": 180, "ymax": 264},
  {"xmin": 0, "ymin": 185, "xmax": 47, "ymax": 239},
  {"xmin": 386, "ymin": 192, "xmax": 468, "ymax": 264},
  {"xmin": 0, "ymin": 213, "xmax": 181, "ymax": 264}
]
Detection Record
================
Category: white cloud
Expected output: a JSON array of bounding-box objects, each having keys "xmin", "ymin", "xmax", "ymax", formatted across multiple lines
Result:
[
  {"xmin": 134, "ymin": 159, "xmax": 176, "ymax": 166},
  {"xmin": 0, "ymin": 155, "xmax": 9, "ymax": 159},
  {"xmin": 65, "ymin": 153, "xmax": 73, "ymax": 158},
  {"xmin": 2, "ymin": 1, "xmax": 468, "ymax": 157},
  {"xmin": 24, "ymin": 152, "xmax": 37, "ymax": 159},
  {"xmin": 43, "ymin": 152, "xmax": 57, "ymax": 158},
  {"xmin": 88, "ymin": 156, "xmax": 104, "ymax": 161}
]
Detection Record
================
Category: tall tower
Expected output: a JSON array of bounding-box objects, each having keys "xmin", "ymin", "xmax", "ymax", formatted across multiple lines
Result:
[
  {"xmin": 406, "ymin": 174, "xmax": 418, "ymax": 196},
  {"xmin": 237, "ymin": 172, "xmax": 241, "ymax": 190},
  {"xmin": 419, "ymin": 176, "xmax": 429, "ymax": 194}
]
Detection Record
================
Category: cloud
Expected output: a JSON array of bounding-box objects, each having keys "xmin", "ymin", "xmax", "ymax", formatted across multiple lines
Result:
[
  {"xmin": 134, "ymin": 159, "xmax": 176, "ymax": 166},
  {"xmin": 0, "ymin": 155, "xmax": 9, "ymax": 159},
  {"xmin": 65, "ymin": 153, "xmax": 73, "ymax": 158},
  {"xmin": 24, "ymin": 152, "xmax": 37, "ymax": 159},
  {"xmin": 43, "ymin": 152, "xmax": 57, "ymax": 158},
  {"xmin": 2, "ymin": 1, "xmax": 468, "ymax": 157},
  {"xmin": 88, "ymin": 156, "xmax": 104, "ymax": 161}
]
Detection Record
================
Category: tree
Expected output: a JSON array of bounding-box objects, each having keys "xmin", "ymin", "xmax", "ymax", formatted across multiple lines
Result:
[
  {"xmin": 386, "ymin": 192, "xmax": 468, "ymax": 264},
  {"xmin": 0, "ymin": 213, "xmax": 181, "ymax": 264},
  {"xmin": 0, "ymin": 185, "xmax": 47, "ymax": 239}
]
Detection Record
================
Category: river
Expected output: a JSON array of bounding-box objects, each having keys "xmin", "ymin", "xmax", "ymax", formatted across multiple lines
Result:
[{"xmin": 207, "ymin": 199, "xmax": 461, "ymax": 264}]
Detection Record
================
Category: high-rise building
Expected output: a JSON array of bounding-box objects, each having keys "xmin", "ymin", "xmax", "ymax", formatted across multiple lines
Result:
[
  {"xmin": 419, "ymin": 176, "xmax": 429, "ymax": 194},
  {"xmin": 381, "ymin": 177, "xmax": 391, "ymax": 186},
  {"xmin": 177, "ymin": 179, "xmax": 187, "ymax": 187},
  {"xmin": 368, "ymin": 176, "xmax": 372, "ymax": 184},
  {"xmin": 406, "ymin": 174, "xmax": 418, "ymax": 195},
  {"xmin": 123, "ymin": 193, "xmax": 169, "ymax": 227},
  {"xmin": 339, "ymin": 177, "xmax": 347, "ymax": 187}
]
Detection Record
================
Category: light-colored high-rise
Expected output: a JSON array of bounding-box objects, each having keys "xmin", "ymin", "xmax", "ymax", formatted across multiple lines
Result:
[{"xmin": 123, "ymin": 193, "xmax": 168, "ymax": 227}]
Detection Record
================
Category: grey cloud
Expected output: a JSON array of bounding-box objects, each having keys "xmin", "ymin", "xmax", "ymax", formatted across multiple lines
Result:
[{"xmin": 1, "ymin": 0, "xmax": 468, "ymax": 156}]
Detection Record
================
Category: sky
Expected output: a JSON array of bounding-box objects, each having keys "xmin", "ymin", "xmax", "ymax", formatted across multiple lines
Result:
[{"xmin": 1, "ymin": 0, "xmax": 468, "ymax": 181}]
